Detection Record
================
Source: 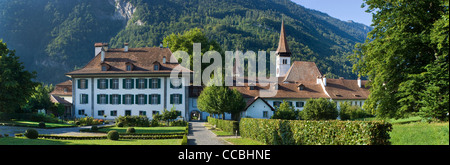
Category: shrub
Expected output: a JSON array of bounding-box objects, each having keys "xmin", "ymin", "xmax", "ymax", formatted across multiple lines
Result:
[
  {"xmin": 272, "ymin": 100, "xmax": 299, "ymax": 120},
  {"xmin": 91, "ymin": 125, "xmax": 98, "ymax": 131},
  {"xmin": 302, "ymin": 98, "xmax": 338, "ymax": 120},
  {"xmin": 38, "ymin": 122, "xmax": 46, "ymax": 128},
  {"xmin": 75, "ymin": 121, "xmax": 81, "ymax": 125},
  {"xmin": 114, "ymin": 115, "xmax": 150, "ymax": 127},
  {"xmin": 339, "ymin": 102, "xmax": 369, "ymax": 120},
  {"xmin": 126, "ymin": 127, "xmax": 136, "ymax": 133},
  {"xmin": 150, "ymin": 119, "xmax": 159, "ymax": 127},
  {"xmin": 116, "ymin": 122, "xmax": 124, "ymax": 127},
  {"xmin": 107, "ymin": 130, "xmax": 119, "ymax": 140},
  {"xmin": 24, "ymin": 129, "xmax": 39, "ymax": 139},
  {"xmin": 170, "ymin": 120, "xmax": 188, "ymax": 126},
  {"xmin": 181, "ymin": 134, "xmax": 188, "ymax": 145},
  {"xmin": 240, "ymin": 118, "xmax": 392, "ymax": 145},
  {"xmin": 207, "ymin": 116, "xmax": 239, "ymax": 133}
]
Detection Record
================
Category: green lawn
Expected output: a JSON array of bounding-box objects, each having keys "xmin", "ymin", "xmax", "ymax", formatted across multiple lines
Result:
[
  {"xmin": 5, "ymin": 120, "xmax": 75, "ymax": 128},
  {"xmin": 390, "ymin": 122, "xmax": 449, "ymax": 145},
  {"xmin": 98, "ymin": 126, "xmax": 186, "ymax": 133},
  {"xmin": 0, "ymin": 137, "xmax": 182, "ymax": 145}
]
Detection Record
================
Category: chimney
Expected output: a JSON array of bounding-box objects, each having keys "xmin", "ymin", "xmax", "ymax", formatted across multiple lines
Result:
[
  {"xmin": 323, "ymin": 75, "xmax": 327, "ymax": 86},
  {"xmin": 124, "ymin": 43, "xmax": 129, "ymax": 52},
  {"xmin": 159, "ymin": 42, "xmax": 163, "ymax": 48},
  {"xmin": 94, "ymin": 43, "xmax": 103, "ymax": 56},
  {"xmin": 317, "ymin": 75, "xmax": 322, "ymax": 84},
  {"xmin": 357, "ymin": 77, "xmax": 361, "ymax": 88},
  {"xmin": 101, "ymin": 49, "xmax": 105, "ymax": 63},
  {"xmin": 102, "ymin": 43, "xmax": 109, "ymax": 52}
]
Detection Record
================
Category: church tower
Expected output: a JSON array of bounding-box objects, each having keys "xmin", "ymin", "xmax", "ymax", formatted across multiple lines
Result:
[{"xmin": 275, "ymin": 20, "xmax": 292, "ymax": 77}]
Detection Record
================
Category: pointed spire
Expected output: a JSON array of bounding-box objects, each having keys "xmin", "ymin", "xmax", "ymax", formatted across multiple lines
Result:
[{"xmin": 276, "ymin": 20, "xmax": 291, "ymax": 57}]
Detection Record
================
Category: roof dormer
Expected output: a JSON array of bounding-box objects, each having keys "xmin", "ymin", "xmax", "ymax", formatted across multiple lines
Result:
[
  {"xmin": 101, "ymin": 63, "xmax": 110, "ymax": 71},
  {"xmin": 153, "ymin": 61, "xmax": 161, "ymax": 71},
  {"xmin": 125, "ymin": 62, "xmax": 134, "ymax": 71}
]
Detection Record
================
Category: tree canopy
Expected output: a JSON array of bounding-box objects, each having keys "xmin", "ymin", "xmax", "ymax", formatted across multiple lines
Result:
[
  {"xmin": 352, "ymin": 0, "xmax": 449, "ymax": 120},
  {"xmin": 0, "ymin": 40, "xmax": 38, "ymax": 113}
]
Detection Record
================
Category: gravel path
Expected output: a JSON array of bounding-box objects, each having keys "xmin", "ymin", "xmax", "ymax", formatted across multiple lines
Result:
[{"xmin": 187, "ymin": 122, "xmax": 229, "ymax": 145}]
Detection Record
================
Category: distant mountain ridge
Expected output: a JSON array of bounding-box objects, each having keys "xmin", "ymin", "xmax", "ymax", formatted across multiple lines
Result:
[{"xmin": 0, "ymin": 0, "xmax": 372, "ymax": 84}]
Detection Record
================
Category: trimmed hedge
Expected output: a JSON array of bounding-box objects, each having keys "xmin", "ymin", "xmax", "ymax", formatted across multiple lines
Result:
[
  {"xmin": 239, "ymin": 118, "xmax": 392, "ymax": 145},
  {"xmin": 207, "ymin": 117, "xmax": 239, "ymax": 134}
]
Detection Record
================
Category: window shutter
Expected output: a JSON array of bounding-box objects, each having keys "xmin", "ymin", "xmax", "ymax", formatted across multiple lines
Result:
[
  {"xmin": 97, "ymin": 79, "xmax": 100, "ymax": 89},
  {"xmin": 170, "ymin": 94, "xmax": 173, "ymax": 104},
  {"xmin": 157, "ymin": 95, "xmax": 161, "ymax": 104},
  {"xmin": 85, "ymin": 95, "xmax": 88, "ymax": 104},
  {"xmin": 122, "ymin": 95, "xmax": 126, "ymax": 104},
  {"xmin": 144, "ymin": 95, "xmax": 147, "ymax": 104},
  {"xmin": 85, "ymin": 79, "xmax": 88, "ymax": 89},
  {"xmin": 136, "ymin": 79, "xmax": 139, "ymax": 89},
  {"xmin": 144, "ymin": 78, "xmax": 148, "ymax": 88},
  {"xmin": 110, "ymin": 79, "xmax": 113, "ymax": 89},
  {"xmin": 105, "ymin": 95, "xmax": 108, "ymax": 104},
  {"xmin": 77, "ymin": 79, "xmax": 81, "ymax": 89},
  {"xmin": 118, "ymin": 95, "xmax": 121, "ymax": 104},
  {"xmin": 105, "ymin": 79, "xmax": 109, "ymax": 89},
  {"xmin": 123, "ymin": 79, "xmax": 126, "ymax": 89},
  {"xmin": 170, "ymin": 79, "xmax": 174, "ymax": 88},
  {"xmin": 157, "ymin": 78, "xmax": 161, "ymax": 88},
  {"xmin": 131, "ymin": 79, "xmax": 135, "ymax": 89},
  {"xmin": 131, "ymin": 95, "xmax": 134, "ymax": 104},
  {"xmin": 97, "ymin": 95, "xmax": 100, "ymax": 104},
  {"xmin": 179, "ymin": 94, "xmax": 182, "ymax": 104}
]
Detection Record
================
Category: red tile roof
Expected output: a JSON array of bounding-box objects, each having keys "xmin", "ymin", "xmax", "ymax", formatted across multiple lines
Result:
[
  {"xmin": 325, "ymin": 78, "xmax": 370, "ymax": 100},
  {"xmin": 50, "ymin": 80, "xmax": 72, "ymax": 96},
  {"xmin": 66, "ymin": 47, "xmax": 191, "ymax": 76}
]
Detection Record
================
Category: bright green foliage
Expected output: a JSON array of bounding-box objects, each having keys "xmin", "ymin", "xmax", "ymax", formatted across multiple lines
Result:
[
  {"xmin": 207, "ymin": 116, "xmax": 239, "ymax": 134},
  {"xmin": 301, "ymin": 98, "xmax": 338, "ymax": 120},
  {"xmin": 352, "ymin": 0, "xmax": 449, "ymax": 120},
  {"xmin": 339, "ymin": 101, "xmax": 369, "ymax": 120},
  {"xmin": 240, "ymin": 118, "xmax": 392, "ymax": 145},
  {"xmin": 271, "ymin": 100, "xmax": 299, "ymax": 120},
  {"xmin": 107, "ymin": 130, "xmax": 120, "ymax": 141},
  {"xmin": 198, "ymin": 85, "xmax": 246, "ymax": 120},
  {"xmin": 0, "ymin": 41, "xmax": 38, "ymax": 114}
]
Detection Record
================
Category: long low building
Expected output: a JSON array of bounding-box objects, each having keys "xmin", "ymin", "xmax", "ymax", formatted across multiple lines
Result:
[{"xmin": 58, "ymin": 21, "xmax": 369, "ymax": 121}]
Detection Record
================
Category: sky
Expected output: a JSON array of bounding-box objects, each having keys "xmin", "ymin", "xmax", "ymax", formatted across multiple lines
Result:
[{"xmin": 291, "ymin": 0, "xmax": 373, "ymax": 26}]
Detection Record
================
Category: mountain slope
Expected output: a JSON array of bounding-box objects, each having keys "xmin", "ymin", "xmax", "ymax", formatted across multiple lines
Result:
[{"xmin": 0, "ymin": 0, "xmax": 372, "ymax": 84}]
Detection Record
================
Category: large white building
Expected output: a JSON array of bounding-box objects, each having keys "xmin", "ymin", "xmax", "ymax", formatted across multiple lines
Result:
[
  {"xmin": 62, "ymin": 21, "xmax": 369, "ymax": 121},
  {"xmin": 65, "ymin": 44, "xmax": 191, "ymax": 120}
]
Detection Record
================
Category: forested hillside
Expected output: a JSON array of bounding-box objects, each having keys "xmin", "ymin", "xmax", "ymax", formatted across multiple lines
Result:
[{"xmin": 0, "ymin": 0, "xmax": 372, "ymax": 84}]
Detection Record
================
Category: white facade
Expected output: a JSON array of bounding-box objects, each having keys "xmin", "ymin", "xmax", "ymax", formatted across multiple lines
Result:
[
  {"xmin": 72, "ymin": 77, "xmax": 187, "ymax": 120},
  {"xmin": 242, "ymin": 99, "xmax": 274, "ymax": 119},
  {"xmin": 276, "ymin": 56, "xmax": 291, "ymax": 77}
]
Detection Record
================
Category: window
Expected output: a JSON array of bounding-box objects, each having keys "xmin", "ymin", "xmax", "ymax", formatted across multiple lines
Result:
[
  {"xmin": 124, "ymin": 79, "xmax": 134, "ymax": 89},
  {"xmin": 98, "ymin": 110, "xmax": 105, "ymax": 116},
  {"xmin": 139, "ymin": 111, "xmax": 147, "ymax": 116},
  {"xmin": 170, "ymin": 94, "xmax": 182, "ymax": 104},
  {"xmin": 80, "ymin": 94, "xmax": 88, "ymax": 104},
  {"xmin": 78, "ymin": 79, "xmax": 88, "ymax": 89},
  {"xmin": 98, "ymin": 79, "xmax": 107, "ymax": 89},
  {"xmin": 154, "ymin": 64, "xmax": 159, "ymax": 71},
  {"xmin": 150, "ymin": 94, "xmax": 160, "ymax": 105},
  {"xmin": 170, "ymin": 78, "xmax": 182, "ymax": 89},
  {"xmin": 110, "ymin": 110, "xmax": 117, "ymax": 116},
  {"xmin": 263, "ymin": 111, "xmax": 268, "ymax": 118},
  {"xmin": 78, "ymin": 109, "xmax": 85, "ymax": 115},
  {"xmin": 137, "ymin": 94, "xmax": 147, "ymax": 105},
  {"xmin": 296, "ymin": 102, "xmax": 304, "ymax": 107},
  {"xmin": 123, "ymin": 94, "xmax": 134, "ymax": 105},
  {"xmin": 273, "ymin": 101, "xmax": 281, "ymax": 107},
  {"xmin": 111, "ymin": 94, "xmax": 120, "ymax": 104},
  {"xmin": 152, "ymin": 110, "xmax": 159, "ymax": 115},
  {"xmin": 111, "ymin": 79, "xmax": 119, "ymax": 89},
  {"xmin": 102, "ymin": 65, "xmax": 107, "ymax": 71},
  {"xmin": 97, "ymin": 94, "xmax": 108, "ymax": 104},
  {"xmin": 126, "ymin": 64, "xmax": 132, "ymax": 71},
  {"xmin": 282, "ymin": 59, "xmax": 288, "ymax": 64},
  {"xmin": 163, "ymin": 57, "xmax": 166, "ymax": 64},
  {"xmin": 125, "ymin": 110, "xmax": 131, "ymax": 116},
  {"xmin": 137, "ymin": 78, "xmax": 147, "ymax": 89},
  {"xmin": 150, "ymin": 78, "xmax": 160, "ymax": 89}
]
